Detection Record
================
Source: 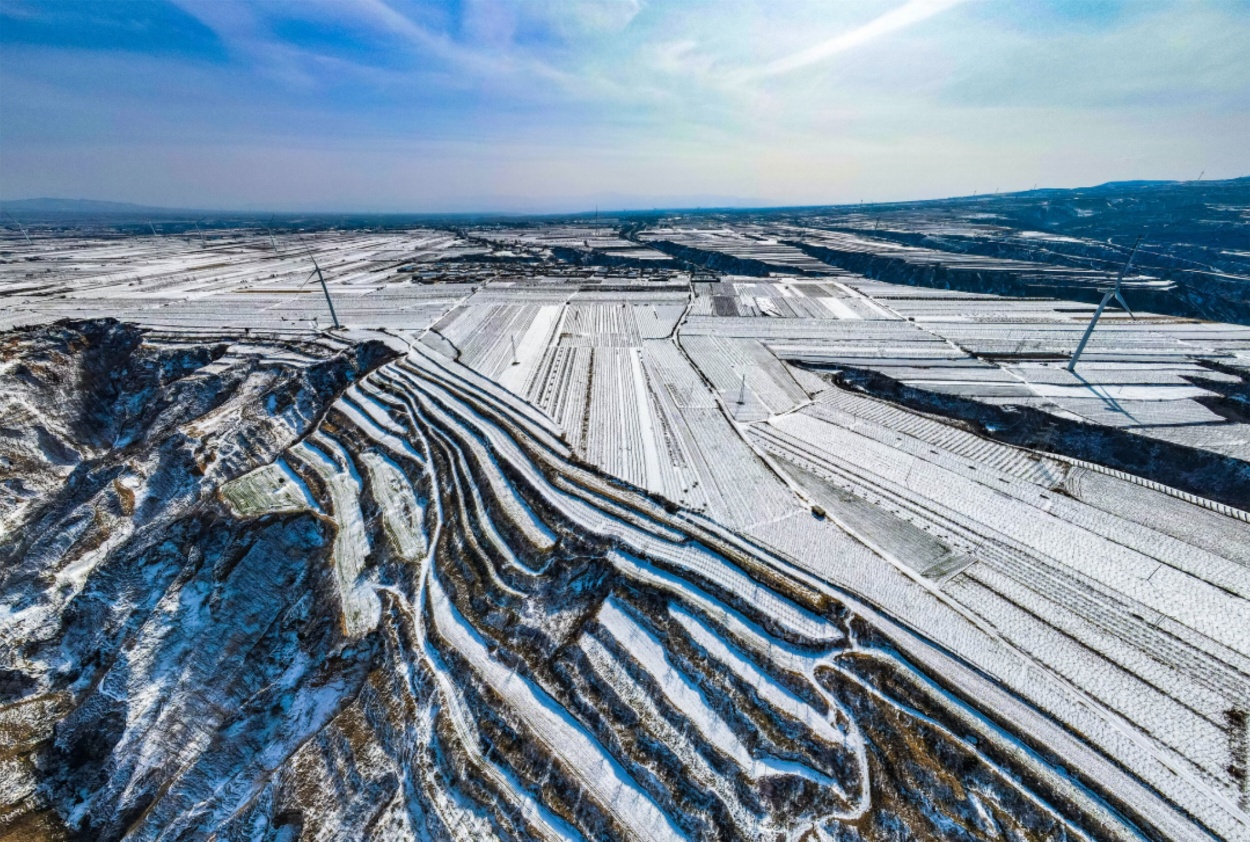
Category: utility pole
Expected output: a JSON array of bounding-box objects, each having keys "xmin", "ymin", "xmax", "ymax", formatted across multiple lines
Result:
[
  {"xmin": 1067, "ymin": 235, "xmax": 1142, "ymax": 372},
  {"xmin": 193, "ymin": 219, "xmax": 207, "ymax": 247},
  {"xmin": 737, "ymin": 372, "xmax": 746, "ymax": 405},
  {"xmin": 510, "ymin": 335, "xmax": 519, "ymax": 365}
]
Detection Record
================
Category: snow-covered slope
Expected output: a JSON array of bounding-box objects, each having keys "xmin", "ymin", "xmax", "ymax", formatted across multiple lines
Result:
[{"xmin": 0, "ymin": 320, "xmax": 1215, "ymax": 840}]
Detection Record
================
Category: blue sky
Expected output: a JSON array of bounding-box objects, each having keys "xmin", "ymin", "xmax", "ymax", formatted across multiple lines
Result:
[{"xmin": 1, "ymin": 0, "xmax": 1247, "ymax": 212}]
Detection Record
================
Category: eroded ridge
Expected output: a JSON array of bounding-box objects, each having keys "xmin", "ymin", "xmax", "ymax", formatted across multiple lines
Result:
[{"xmin": 0, "ymin": 325, "xmax": 1182, "ymax": 840}]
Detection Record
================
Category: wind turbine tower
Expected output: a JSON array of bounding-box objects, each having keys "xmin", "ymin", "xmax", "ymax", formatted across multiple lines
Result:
[
  {"xmin": 4, "ymin": 212, "xmax": 32, "ymax": 246},
  {"xmin": 299, "ymin": 236, "xmax": 341, "ymax": 330},
  {"xmin": 1067, "ymin": 235, "xmax": 1142, "ymax": 372},
  {"xmin": 265, "ymin": 215, "xmax": 281, "ymax": 253}
]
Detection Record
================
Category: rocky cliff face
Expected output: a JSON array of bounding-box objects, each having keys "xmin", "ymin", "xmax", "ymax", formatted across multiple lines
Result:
[
  {"xmin": 1, "ymin": 321, "xmax": 1146, "ymax": 840},
  {"xmin": 0, "ymin": 321, "xmax": 395, "ymax": 840}
]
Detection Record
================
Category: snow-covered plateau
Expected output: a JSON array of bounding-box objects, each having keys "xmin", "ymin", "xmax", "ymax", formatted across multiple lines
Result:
[{"xmin": 2, "ymin": 184, "xmax": 1249, "ymax": 841}]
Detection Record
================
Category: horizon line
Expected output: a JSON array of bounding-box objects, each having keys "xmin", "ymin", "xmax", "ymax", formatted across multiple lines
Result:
[{"xmin": 1, "ymin": 175, "xmax": 1244, "ymax": 221}]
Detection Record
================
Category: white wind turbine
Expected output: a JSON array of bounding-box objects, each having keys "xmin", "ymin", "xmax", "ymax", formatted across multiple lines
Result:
[{"xmin": 1067, "ymin": 235, "xmax": 1142, "ymax": 373}]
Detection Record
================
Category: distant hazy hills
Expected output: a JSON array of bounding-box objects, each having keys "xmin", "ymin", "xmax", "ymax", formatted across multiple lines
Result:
[
  {"xmin": 2, "ymin": 176, "xmax": 1245, "ymax": 219},
  {"xmin": 4, "ymin": 176, "xmax": 1245, "ymax": 221},
  {"xmin": 0, "ymin": 197, "xmax": 204, "ymax": 216}
]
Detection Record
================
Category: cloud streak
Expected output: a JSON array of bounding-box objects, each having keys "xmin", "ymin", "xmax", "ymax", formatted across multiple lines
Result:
[{"xmin": 737, "ymin": 0, "xmax": 968, "ymax": 81}]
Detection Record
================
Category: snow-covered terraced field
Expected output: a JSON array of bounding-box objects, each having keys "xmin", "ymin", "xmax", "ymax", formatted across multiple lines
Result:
[{"xmin": 2, "ymin": 220, "xmax": 1248, "ymax": 841}]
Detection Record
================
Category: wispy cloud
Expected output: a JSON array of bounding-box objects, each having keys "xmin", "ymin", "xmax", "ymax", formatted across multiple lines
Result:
[
  {"xmin": 736, "ymin": 0, "xmax": 968, "ymax": 82},
  {"xmin": 2, "ymin": 0, "xmax": 1246, "ymax": 211}
]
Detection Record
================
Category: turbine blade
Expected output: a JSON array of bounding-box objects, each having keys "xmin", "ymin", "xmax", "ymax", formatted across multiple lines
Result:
[{"xmin": 1115, "ymin": 291, "xmax": 1135, "ymax": 320}]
